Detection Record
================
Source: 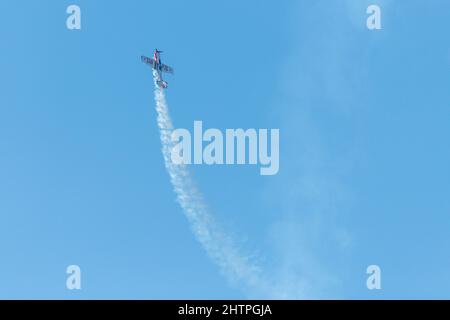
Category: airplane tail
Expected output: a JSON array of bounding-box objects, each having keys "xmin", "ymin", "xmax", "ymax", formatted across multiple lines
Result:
[{"xmin": 157, "ymin": 80, "xmax": 168, "ymax": 89}]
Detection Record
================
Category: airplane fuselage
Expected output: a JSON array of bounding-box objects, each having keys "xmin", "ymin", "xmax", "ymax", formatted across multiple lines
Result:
[{"xmin": 153, "ymin": 50, "xmax": 166, "ymax": 87}]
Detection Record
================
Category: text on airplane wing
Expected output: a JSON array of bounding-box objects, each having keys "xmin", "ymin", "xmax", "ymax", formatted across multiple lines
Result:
[
  {"xmin": 141, "ymin": 55, "xmax": 155, "ymax": 66},
  {"xmin": 160, "ymin": 63, "xmax": 174, "ymax": 74}
]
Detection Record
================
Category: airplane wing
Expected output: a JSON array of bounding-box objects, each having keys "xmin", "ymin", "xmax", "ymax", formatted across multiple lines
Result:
[
  {"xmin": 160, "ymin": 63, "xmax": 174, "ymax": 74},
  {"xmin": 141, "ymin": 55, "xmax": 155, "ymax": 66}
]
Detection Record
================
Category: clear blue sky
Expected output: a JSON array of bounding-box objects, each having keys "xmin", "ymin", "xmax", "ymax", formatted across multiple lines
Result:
[{"xmin": 0, "ymin": 0, "xmax": 449, "ymax": 299}]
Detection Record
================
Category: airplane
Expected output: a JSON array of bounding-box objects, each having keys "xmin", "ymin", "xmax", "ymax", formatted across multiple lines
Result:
[{"xmin": 141, "ymin": 49, "xmax": 174, "ymax": 89}]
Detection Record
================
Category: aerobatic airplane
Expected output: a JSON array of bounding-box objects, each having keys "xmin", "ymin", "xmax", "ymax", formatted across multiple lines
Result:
[{"xmin": 141, "ymin": 49, "xmax": 174, "ymax": 89}]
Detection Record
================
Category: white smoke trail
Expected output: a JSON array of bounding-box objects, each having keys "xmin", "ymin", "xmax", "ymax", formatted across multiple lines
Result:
[{"xmin": 151, "ymin": 70, "xmax": 268, "ymax": 294}]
